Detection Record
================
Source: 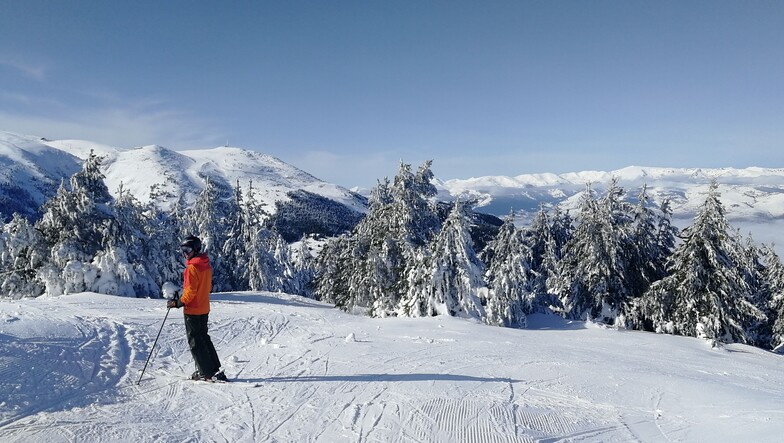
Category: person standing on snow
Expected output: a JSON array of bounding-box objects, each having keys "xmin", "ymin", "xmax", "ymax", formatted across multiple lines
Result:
[{"xmin": 167, "ymin": 235, "xmax": 227, "ymax": 381}]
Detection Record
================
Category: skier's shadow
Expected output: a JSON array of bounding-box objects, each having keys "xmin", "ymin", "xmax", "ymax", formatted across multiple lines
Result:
[{"xmin": 235, "ymin": 374, "xmax": 520, "ymax": 384}]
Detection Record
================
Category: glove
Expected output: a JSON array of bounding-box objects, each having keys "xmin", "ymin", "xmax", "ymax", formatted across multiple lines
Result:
[{"xmin": 167, "ymin": 299, "xmax": 184, "ymax": 309}]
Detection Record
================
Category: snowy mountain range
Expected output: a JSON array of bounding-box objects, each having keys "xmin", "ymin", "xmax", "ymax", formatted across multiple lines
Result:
[
  {"xmin": 437, "ymin": 166, "xmax": 784, "ymax": 222},
  {"xmin": 2, "ymin": 130, "xmax": 783, "ymax": 247},
  {"xmin": 435, "ymin": 165, "xmax": 784, "ymax": 253},
  {"xmin": 0, "ymin": 131, "xmax": 366, "ymax": 222}
]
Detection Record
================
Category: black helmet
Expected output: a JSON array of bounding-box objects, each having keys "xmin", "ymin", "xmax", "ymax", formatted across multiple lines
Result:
[{"xmin": 180, "ymin": 235, "xmax": 202, "ymax": 254}]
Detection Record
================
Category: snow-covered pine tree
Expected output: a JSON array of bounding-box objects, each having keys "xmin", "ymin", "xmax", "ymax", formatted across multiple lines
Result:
[
  {"xmin": 417, "ymin": 200, "xmax": 486, "ymax": 319},
  {"xmin": 352, "ymin": 177, "xmax": 405, "ymax": 315},
  {"xmin": 90, "ymin": 246, "xmax": 139, "ymax": 297},
  {"xmin": 737, "ymin": 235, "xmax": 772, "ymax": 346},
  {"xmin": 654, "ymin": 199, "xmax": 678, "ymax": 267},
  {"xmin": 554, "ymin": 180, "xmax": 636, "ymax": 323},
  {"xmin": 623, "ymin": 194, "xmax": 678, "ymax": 329},
  {"xmin": 362, "ymin": 163, "xmax": 441, "ymax": 315},
  {"xmin": 236, "ymin": 181, "xmax": 264, "ymax": 291},
  {"xmin": 0, "ymin": 214, "xmax": 46, "ymax": 298},
  {"xmin": 378, "ymin": 162, "xmax": 441, "ymax": 314},
  {"xmin": 143, "ymin": 185, "xmax": 184, "ymax": 296},
  {"xmin": 482, "ymin": 214, "xmax": 529, "ymax": 327},
  {"xmin": 186, "ymin": 176, "xmax": 237, "ymax": 291},
  {"xmin": 35, "ymin": 151, "xmax": 115, "ymax": 296},
  {"xmin": 549, "ymin": 205, "xmax": 573, "ymax": 260},
  {"xmin": 389, "ymin": 161, "xmax": 440, "ymax": 246},
  {"xmin": 288, "ymin": 235, "xmax": 316, "ymax": 298},
  {"xmin": 222, "ymin": 181, "xmax": 249, "ymax": 291},
  {"xmin": 396, "ymin": 245, "xmax": 432, "ymax": 317},
  {"xmin": 523, "ymin": 206, "xmax": 552, "ymax": 295},
  {"xmin": 364, "ymin": 239, "xmax": 402, "ymax": 317},
  {"xmin": 637, "ymin": 180, "xmax": 765, "ymax": 343},
  {"xmin": 91, "ymin": 184, "xmax": 157, "ymax": 297},
  {"xmin": 245, "ymin": 228, "xmax": 279, "ymax": 292},
  {"xmin": 761, "ymin": 244, "xmax": 784, "ymax": 350},
  {"xmin": 271, "ymin": 230, "xmax": 297, "ymax": 293},
  {"xmin": 522, "ymin": 205, "xmax": 566, "ymax": 312},
  {"xmin": 313, "ymin": 234, "xmax": 352, "ymax": 304},
  {"xmin": 626, "ymin": 185, "xmax": 665, "ymax": 297},
  {"xmin": 316, "ymin": 161, "xmax": 441, "ymax": 316},
  {"xmin": 314, "ymin": 180, "xmax": 387, "ymax": 311}
]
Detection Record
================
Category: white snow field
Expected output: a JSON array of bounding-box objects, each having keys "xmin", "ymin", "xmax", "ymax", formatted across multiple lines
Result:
[{"xmin": 1, "ymin": 292, "xmax": 783, "ymax": 442}]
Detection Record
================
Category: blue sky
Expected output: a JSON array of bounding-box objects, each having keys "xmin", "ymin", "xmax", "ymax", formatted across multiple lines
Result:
[{"xmin": 1, "ymin": 1, "xmax": 782, "ymax": 188}]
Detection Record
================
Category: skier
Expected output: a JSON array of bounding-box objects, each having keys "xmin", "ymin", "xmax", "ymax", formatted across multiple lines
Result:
[{"xmin": 167, "ymin": 235, "xmax": 228, "ymax": 381}]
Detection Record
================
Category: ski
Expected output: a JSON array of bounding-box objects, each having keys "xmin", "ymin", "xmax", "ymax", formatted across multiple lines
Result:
[{"xmin": 186, "ymin": 376, "xmax": 262, "ymax": 388}]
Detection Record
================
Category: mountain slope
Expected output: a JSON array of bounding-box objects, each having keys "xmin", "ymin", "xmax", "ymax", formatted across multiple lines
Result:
[
  {"xmin": 1, "ymin": 291, "xmax": 783, "ymax": 442},
  {"xmin": 0, "ymin": 131, "xmax": 366, "ymax": 221},
  {"xmin": 0, "ymin": 133, "xmax": 82, "ymax": 221}
]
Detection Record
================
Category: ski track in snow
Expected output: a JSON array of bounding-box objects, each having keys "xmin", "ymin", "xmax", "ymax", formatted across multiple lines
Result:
[{"xmin": 1, "ymin": 292, "xmax": 784, "ymax": 442}]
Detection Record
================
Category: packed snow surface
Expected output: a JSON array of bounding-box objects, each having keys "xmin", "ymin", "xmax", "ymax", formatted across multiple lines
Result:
[{"xmin": 1, "ymin": 292, "xmax": 783, "ymax": 442}]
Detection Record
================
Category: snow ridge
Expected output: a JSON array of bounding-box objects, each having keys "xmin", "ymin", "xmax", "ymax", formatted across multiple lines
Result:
[{"xmin": 0, "ymin": 131, "xmax": 366, "ymax": 218}]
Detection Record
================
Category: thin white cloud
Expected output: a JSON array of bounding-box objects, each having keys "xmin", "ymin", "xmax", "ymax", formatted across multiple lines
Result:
[
  {"xmin": 0, "ymin": 58, "xmax": 48, "ymax": 81},
  {"xmin": 0, "ymin": 91, "xmax": 64, "ymax": 107}
]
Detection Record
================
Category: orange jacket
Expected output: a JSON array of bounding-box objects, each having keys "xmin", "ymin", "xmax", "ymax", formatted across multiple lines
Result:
[{"xmin": 180, "ymin": 253, "xmax": 212, "ymax": 315}]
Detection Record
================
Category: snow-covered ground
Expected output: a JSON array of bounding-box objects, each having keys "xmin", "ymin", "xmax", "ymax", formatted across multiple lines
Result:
[{"xmin": 1, "ymin": 292, "xmax": 783, "ymax": 442}]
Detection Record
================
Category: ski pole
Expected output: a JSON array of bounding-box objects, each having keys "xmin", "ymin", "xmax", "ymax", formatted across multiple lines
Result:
[{"xmin": 137, "ymin": 306, "xmax": 171, "ymax": 385}]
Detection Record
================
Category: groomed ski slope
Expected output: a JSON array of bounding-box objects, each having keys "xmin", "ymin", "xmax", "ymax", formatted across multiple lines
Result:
[{"xmin": 1, "ymin": 292, "xmax": 783, "ymax": 442}]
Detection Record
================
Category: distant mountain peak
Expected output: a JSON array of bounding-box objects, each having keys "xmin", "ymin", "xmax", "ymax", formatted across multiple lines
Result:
[{"xmin": 0, "ymin": 132, "xmax": 366, "ymax": 221}]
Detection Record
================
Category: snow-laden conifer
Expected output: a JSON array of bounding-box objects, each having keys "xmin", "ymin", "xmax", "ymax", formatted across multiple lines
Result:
[
  {"xmin": 627, "ymin": 186, "xmax": 666, "ymax": 295},
  {"xmin": 351, "ymin": 177, "xmax": 407, "ymax": 314},
  {"xmin": 315, "ymin": 162, "xmax": 440, "ymax": 316},
  {"xmin": 654, "ymin": 199, "xmax": 678, "ymax": 266},
  {"xmin": 390, "ymin": 161, "xmax": 439, "ymax": 246},
  {"xmin": 397, "ymin": 246, "xmax": 432, "ymax": 317},
  {"xmin": 97, "ymin": 184, "xmax": 157, "ymax": 296},
  {"xmin": 246, "ymin": 228, "xmax": 282, "ymax": 292},
  {"xmin": 0, "ymin": 214, "xmax": 45, "ymax": 298},
  {"xmin": 35, "ymin": 151, "xmax": 115, "ymax": 295},
  {"xmin": 554, "ymin": 180, "xmax": 636, "ymax": 323},
  {"xmin": 637, "ymin": 181, "xmax": 765, "ymax": 343},
  {"xmin": 737, "ymin": 235, "xmax": 772, "ymax": 346},
  {"xmin": 221, "ymin": 181, "xmax": 248, "ymax": 291},
  {"xmin": 143, "ymin": 185, "xmax": 184, "ymax": 296},
  {"xmin": 761, "ymin": 244, "xmax": 784, "ymax": 350},
  {"xmin": 288, "ymin": 235, "xmax": 316, "ymax": 298},
  {"xmin": 482, "ymin": 214, "xmax": 529, "ymax": 327},
  {"xmin": 364, "ymin": 240, "xmax": 401, "ymax": 317},
  {"xmin": 186, "ymin": 176, "xmax": 237, "ymax": 291},
  {"xmin": 522, "ymin": 205, "xmax": 568, "ymax": 312},
  {"xmin": 238, "ymin": 181, "xmax": 263, "ymax": 291},
  {"xmin": 416, "ymin": 200, "xmax": 485, "ymax": 319},
  {"xmin": 313, "ymin": 234, "xmax": 352, "ymax": 305},
  {"xmin": 272, "ymin": 231, "xmax": 297, "ymax": 293},
  {"xmin": 89, "ymin": 246, "xmax": 139, "ymax": 297}
]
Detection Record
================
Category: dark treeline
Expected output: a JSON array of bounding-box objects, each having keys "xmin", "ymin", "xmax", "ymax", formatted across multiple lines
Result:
[{"xmin": 2, "ymin": 154, "xmax": 783, "ymax": 350}]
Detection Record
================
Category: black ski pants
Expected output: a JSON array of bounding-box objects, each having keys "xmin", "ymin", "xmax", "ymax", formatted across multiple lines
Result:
[{"xmin": 184, "ymin": 313, "xmax": 222, "ymax": 377}]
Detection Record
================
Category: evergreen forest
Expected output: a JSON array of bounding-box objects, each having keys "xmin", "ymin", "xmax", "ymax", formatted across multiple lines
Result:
[{"xmin": 2, "ymin": 152, "xmax": 783, "ymax": 351}]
